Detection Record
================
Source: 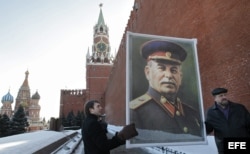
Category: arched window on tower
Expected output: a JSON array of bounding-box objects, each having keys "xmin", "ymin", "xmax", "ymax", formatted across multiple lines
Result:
[{"xmin": 100, "ymin": 27, "xmax": 103, "ymax": 32}]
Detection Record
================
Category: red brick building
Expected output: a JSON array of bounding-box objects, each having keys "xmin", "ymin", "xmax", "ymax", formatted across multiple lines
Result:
[
  {"xmin": 0, "ymin": 70, "xmax": 44, "ymax": 131},
  {"xmin": 60, "ymin": 0, "xmax": 250, "ymax": 126},
  {"xmin": 59, "ymin": 5, "xmax": 113, "ymax": 117},
  {"xmin": 104, "ymin": 0, "xmax": 250, "ymax": 125}
]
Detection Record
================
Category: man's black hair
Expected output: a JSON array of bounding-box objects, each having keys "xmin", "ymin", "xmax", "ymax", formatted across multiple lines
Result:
[{"xmin": 84, "ymin": 100, "xmax": 100, "ymax": 116}]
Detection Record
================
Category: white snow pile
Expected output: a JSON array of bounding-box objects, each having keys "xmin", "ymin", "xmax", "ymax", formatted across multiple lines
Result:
[
  {"xmin": 108, "ymin": 124, "xmax": 218, "ymax": 154},
  {"xmin": 0, "ymin": 125, "xmax": 218, "ymax": 154},
  {"xmin": 0, "ymin": 130, "xmax": 76, "ymax": 154}
]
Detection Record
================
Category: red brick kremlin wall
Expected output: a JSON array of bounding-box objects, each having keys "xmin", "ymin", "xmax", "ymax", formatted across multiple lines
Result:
[
  {"xmin": 60, "ymin": 64, "xmax": 112, "ymax": 118},
  {"xmin": 104, "ymin": 0, "xmax": 250, "ymax": 125},
  {"xmin": 59, "ymin": 89, "xmax": 86, "ymax": 117},
  {"xmin": 86, "ymin": 64, "xmax": 113, "ymax": 107}
]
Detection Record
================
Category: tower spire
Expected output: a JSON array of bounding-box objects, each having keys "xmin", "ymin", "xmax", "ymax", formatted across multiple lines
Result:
[
  {"xmin": 89, "ymin": 3, "xmax": 112, "ymax": 64},
  {"xmin": 97, "ymin": 3, "xmax": 105, "ymax": 25},
  {"xmin": 22, "ymin": 70, "xmax": 29, "ymax": 87}
]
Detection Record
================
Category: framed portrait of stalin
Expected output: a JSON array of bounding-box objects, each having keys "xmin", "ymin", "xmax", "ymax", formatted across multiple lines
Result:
[{"xmin": 126, "ymin": 32, "xmax": 207, "ymax": 148}]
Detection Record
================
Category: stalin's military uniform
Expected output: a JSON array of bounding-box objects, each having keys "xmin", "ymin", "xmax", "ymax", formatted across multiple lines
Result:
[
  {"xmin": 130, "ymin": 87, "xmax": 201, "ymax": 136},
  {"xmin": 129, "ymin": 40, "xmax": 201, "ymax": 136}
]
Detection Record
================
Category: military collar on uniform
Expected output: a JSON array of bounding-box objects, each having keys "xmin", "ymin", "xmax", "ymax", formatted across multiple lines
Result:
[{"xmin": 147, "ymin": 87, "xmax": 184, "ymax": 117}]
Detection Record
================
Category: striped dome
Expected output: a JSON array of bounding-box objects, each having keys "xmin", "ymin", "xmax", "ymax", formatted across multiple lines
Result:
[{"xmin": 1, "ymin": 91, "xmax": 14, "ymax": 103}]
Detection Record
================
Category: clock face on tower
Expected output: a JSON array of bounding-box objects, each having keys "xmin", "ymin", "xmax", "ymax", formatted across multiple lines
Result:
[{"xmin": 97, "ymin": 42, "xmax": 107, "ymax": 51}]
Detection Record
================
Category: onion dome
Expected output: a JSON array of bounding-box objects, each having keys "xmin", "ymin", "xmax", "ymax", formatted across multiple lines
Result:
[
  {"xmin": 32, "ymin": 91, "xmax": 40, "ymax": 100},
  {"xmin": 1, "ymin": 91, "xmax": 14, "ymax": 103}
]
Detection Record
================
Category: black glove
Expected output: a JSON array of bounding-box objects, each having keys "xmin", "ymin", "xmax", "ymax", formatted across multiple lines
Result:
[{"xmin": 118, "ymin": 123, "xmax": 138, "ymax": 140}]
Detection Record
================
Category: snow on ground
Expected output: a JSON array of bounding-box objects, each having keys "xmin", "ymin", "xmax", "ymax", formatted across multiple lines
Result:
[
  {"xmin": 52, "ymin": 130, "xmax": 82, "ymax": 154},
  {"xmin": 108, "ymin": 125, "xmax": 218, "ymax": 154},
  {"xmin": 0, "ymin": 130, "xmax": 76, "ymax": 154},
  {"xmin": 0, "ymin": 125, "xmax": 218, "ymax": 154}
]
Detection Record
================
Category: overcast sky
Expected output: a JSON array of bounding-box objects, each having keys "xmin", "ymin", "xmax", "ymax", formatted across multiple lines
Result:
[{"xmin": 0, "ymin": 0, "xmax": 134, "ymax": 120}]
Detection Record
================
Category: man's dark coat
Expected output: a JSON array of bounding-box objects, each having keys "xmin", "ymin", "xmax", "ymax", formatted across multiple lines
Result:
[
  {"xmin": 82, "ymin": 114, "xmax": 124, "ymax": 154},
  {"xmin": 205, "ymin": 101, "xmax": 250, "ymax": 153}
]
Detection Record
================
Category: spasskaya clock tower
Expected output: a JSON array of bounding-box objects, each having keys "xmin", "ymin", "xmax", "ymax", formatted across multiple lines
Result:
[
  {"xmin": 86, "ymin": 4, "xmax": 114, "ymax": 105},
  {"xmin": 87, "ymin": 3, "xmax": 113, "ymax": 64}
]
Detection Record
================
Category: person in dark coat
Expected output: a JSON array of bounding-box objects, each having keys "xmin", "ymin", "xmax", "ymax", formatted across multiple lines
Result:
[
  {"xmin": 82, "ymin": 100, "xmax": 138, "ymax": 154},
  {"xmin": 98, "ymin": 114, "xmax": 108, "ymax": 133},
  {"xmin": 129, "ymin": 40, "xmax": 202, "ymax": 143},
  {"xmin": 205, "ymin": 87, "xmax": 250, "ymax": 154}
]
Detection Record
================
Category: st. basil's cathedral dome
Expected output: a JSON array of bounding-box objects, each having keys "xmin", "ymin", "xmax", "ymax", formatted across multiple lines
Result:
[{"xmin": 1, "ymin": 91, "xmax": 14, "ymax": 104}]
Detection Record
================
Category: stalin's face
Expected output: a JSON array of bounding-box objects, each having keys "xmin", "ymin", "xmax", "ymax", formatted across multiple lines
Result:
[{"xmin": 145, "ymin": 60, "xmax": 182, "ymax": 97}]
